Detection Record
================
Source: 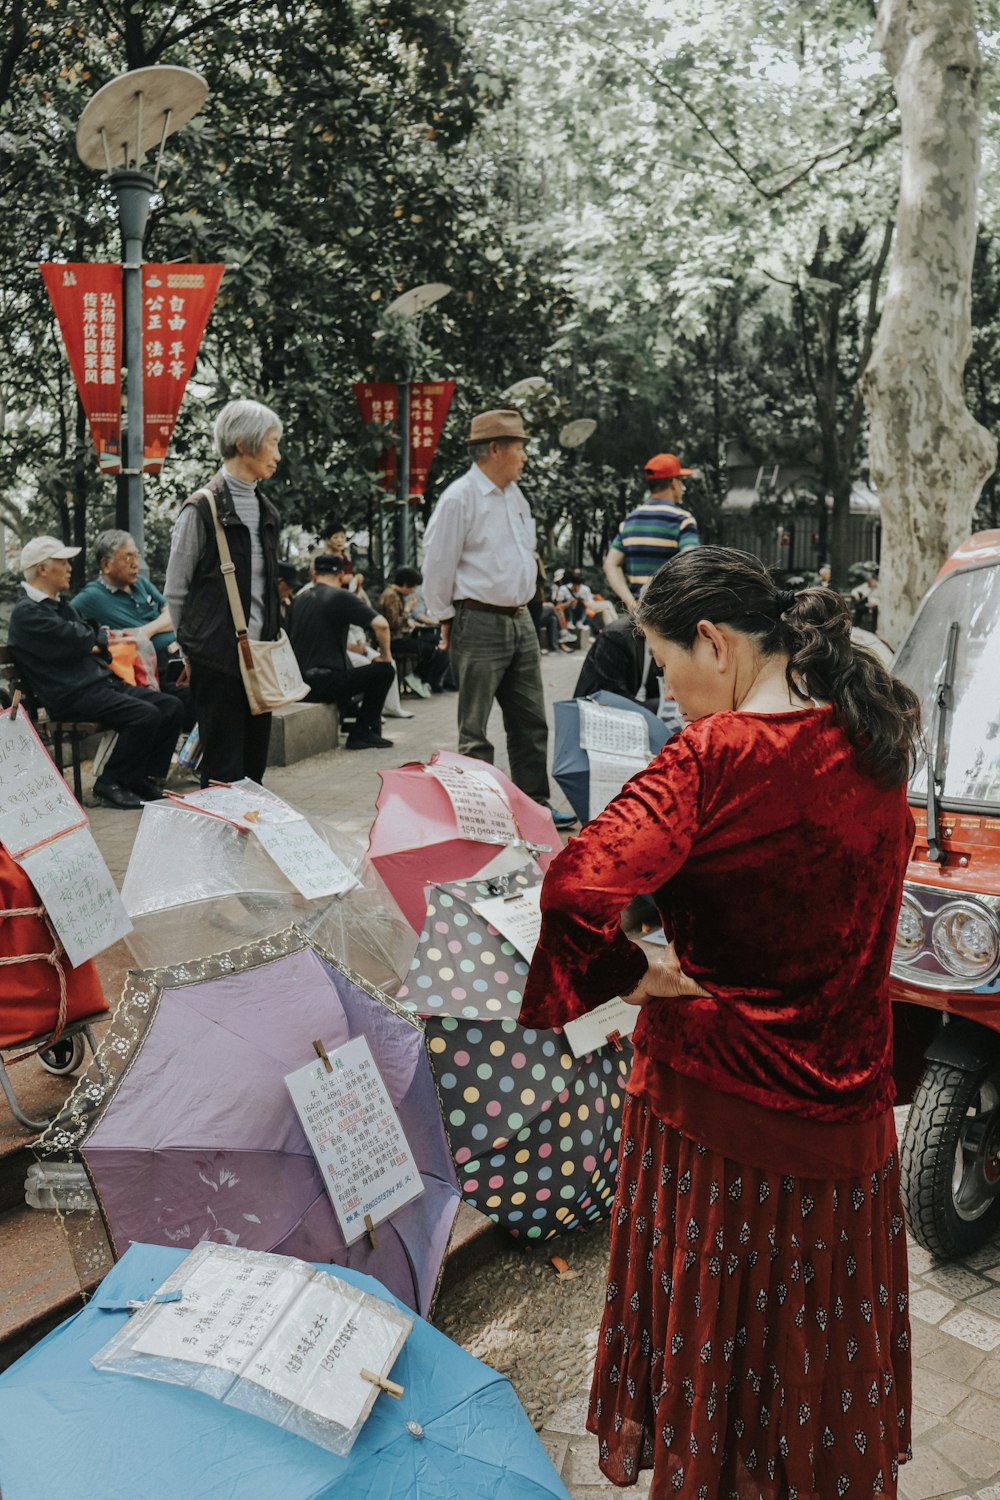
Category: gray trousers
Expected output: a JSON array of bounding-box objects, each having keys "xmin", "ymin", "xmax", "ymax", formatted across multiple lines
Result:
[{"xmin": 448, "ymin": 603, "xmax": 551, "ymax": 802}]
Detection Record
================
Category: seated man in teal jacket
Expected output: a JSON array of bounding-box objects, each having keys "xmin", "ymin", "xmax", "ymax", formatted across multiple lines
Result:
[{"xmin": 72, "ymin": 529, "xmax": 194, "ymax": 729}]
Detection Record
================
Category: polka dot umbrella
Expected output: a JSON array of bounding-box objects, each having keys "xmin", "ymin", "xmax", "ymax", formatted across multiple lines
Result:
[{"xmin": 394, "ymin": 868, "xmax": 632, "ymax": 1241}]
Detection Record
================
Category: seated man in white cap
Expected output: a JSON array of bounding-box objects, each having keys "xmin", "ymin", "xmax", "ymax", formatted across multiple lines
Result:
[
  {"xmin": 421, "ymin": 408, "xmax": 576, "ymax": 830},
  {"xmin": 7, "ymin": 536, "xmax": 184, "ymax": 810}
]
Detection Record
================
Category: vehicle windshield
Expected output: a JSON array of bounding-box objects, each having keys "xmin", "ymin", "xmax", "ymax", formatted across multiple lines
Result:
[{"xmin": 894, "ymin": 562, "xmax": 1000, "ymax": 808}]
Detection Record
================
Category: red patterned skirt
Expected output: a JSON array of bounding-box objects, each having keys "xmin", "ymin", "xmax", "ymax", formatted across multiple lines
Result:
[{"xmin": 588, "ymin": 1090, "xmax": 912, "ymax": 1498}]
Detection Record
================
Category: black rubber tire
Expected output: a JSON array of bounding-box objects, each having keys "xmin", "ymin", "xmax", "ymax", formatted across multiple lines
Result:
[
  {"xmin": 38, "ymin": 1033, "xmax": 86, "ymax": 1077},
  {"xmin": 901, "ymin": 1057, "xmax": 1000, "ymax": 1260}
]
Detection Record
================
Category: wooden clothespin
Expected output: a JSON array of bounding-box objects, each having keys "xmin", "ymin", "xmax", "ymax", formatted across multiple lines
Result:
[
  {"xmin": 244, "ymin": 809, "xmax": 260, "ymax": 824},
  {"xmin": 360, "ymin": 1367, "xmax": 404, "ymax": 1399},
  {"xmin": 364, "ymin": 1213, "xmax": 378, "ymax": 1250},
  {"xmin": 312, "ymin": 1039, "xmax": 332, "ymax": 1074},
  {"xmin": 606, "ymin": 1030, "xmax": 623, "ymax": 1052},
  {"xmin": 9, "ymin": 689, "xmax": 20, "ymax": 721}
]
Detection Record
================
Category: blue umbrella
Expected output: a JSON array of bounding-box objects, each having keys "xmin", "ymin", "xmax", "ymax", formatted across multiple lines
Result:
[
  {"xmin": 553, "ymin": 691, "xmax": 672, "ymax": 824},
  {"xmin": 0, "ymin": 1242, "xmax": 571, "ymax": 1500}
]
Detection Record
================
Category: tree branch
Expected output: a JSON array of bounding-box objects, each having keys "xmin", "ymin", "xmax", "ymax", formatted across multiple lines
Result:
[{"xmin": 846, "ymin": 216, "xmax": 894, "ymax": 448}]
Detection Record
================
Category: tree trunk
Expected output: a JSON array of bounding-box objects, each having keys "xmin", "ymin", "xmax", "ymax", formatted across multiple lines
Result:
[{"xmin": 861, "ymin": 0, "xmax": 997, "ymax": 647}]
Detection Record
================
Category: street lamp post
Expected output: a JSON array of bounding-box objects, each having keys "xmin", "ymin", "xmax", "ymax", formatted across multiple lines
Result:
[
  {"xmin": 559, "ymin": 418, "xmax": 598, "ymax": 569},
  {"xmin": 385, "ymin": 282, "xmax": 450, "ymax": 570},
  {"xmin": 75, "ymin": 66, "xmax": 208, "ymax": 552}
]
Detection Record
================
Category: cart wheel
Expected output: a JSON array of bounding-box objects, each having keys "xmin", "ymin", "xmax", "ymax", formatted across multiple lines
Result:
[
  {"xmin": 901, "ymin": 1057, "xmax": 1000, "ymax": 1259},
  {"xmin": 38, "ymin": 1034, "xmax": 87, "ymax": 1077}
]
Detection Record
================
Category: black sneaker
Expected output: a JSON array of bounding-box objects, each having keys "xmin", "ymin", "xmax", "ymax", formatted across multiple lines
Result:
[
  {"xmin": 344, "ymin": 729, "xmax": 395, "ymax": 750},
  {"xmin": 93, "ymin": 780, "xmax": 143, "ymax": 810}
]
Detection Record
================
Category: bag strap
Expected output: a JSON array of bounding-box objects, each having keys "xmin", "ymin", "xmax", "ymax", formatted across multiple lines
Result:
[{"xmin": 198, "ymin": 487, "xmax": 255, "ymax": 671}]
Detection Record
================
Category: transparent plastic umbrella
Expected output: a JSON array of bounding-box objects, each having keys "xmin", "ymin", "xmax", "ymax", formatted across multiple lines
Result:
[{"xmin": 121, "ymin": 783, "xmax": 416, "ymax": 990}]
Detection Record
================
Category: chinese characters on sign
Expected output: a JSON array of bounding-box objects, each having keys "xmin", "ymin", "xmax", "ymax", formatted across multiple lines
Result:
[
  {"xmin": 352, "ymin": 379, "xmax": 454, "ymax": 499},
  {"xmin": 285, "ymin": 1035, "xmax": 424, "ymax": 1246},
  {"xmin": 578, "ymin": 699, "xmax": 652, "ymax": 821},
  {"xmin": 0, "ymin": 709, "xmax": 131, "ymax": 964},
  {"xmin": 39, "ymin": 263, "xmax": 123, "ymax": 472},
  {"xmin": 142, "ymin": 265, "xmax": 224, "ymax": 472},
  {"xmin": 103, "ymin": 1242, "xmax": 412, "ymax": 1453},
  {"xmin": 426, "ymin": 762, "xmax": 521, "ymax": 846},
  {"xmin": 352, "ymin": 381, "xmax": 399, "ymax": 492},
  {"xmin": 39, "ymin": 261, "xmax": 223, "ymax": 476},
  {"xmin": 407, "ymin": 380, "xmax": 455, "ymax": 499}
]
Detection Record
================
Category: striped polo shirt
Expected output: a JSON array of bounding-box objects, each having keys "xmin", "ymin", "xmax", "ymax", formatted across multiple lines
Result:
[{"xmin": 612, "ymin": 498, "xmax": 700, "ymax": 595}]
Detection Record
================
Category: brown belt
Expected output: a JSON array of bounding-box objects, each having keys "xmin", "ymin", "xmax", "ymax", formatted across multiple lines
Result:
[{"xmin": 455, "ymin": 598, "xmax": 526, "ymax": 618}]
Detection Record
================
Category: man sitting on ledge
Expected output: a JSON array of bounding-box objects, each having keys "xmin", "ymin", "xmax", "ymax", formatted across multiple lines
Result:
[
  {"xmin": 288, "ymin": 553, "xmax": 395, "ymax": 750},
  {"xmin": 7, "ymin": 536, "xmax": 184, "ymax": 810}
]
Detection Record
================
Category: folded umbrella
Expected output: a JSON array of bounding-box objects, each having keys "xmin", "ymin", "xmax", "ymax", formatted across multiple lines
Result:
[
  {"xmin": 368, "ymin": 751, "xmax": 557, "ymax": 932},
  {"xmin": 39, "ymin": 929, "xmax": 459, "ymax": 1318},
  {"xmin": 0, "ymin": 1241, "xmax": 571, "ymax": 1500}
]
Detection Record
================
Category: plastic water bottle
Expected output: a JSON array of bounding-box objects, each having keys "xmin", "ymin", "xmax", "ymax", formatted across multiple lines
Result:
[{"xmin": 24, "ymin": 1162, "xmax": 96, "ymax": 1213}]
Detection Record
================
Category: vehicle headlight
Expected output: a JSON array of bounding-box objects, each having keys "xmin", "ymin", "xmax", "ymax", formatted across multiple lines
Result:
[
  {"xmin": 930, "ymin": 901, "xmax": 1000, "ymax": 980},
  {"xmin": 894, "ymin": 894, "xmax": 925, "ymax": 960}
]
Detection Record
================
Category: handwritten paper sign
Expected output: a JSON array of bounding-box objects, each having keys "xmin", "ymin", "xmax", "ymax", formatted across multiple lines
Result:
[
  {"xmin": 0, "ymin": 709, "xmax": 86, "ymax": 857},
  {"xmin": 20, "ymin": 824, "xmax": 132, "ymax": 965},
  {"xmin": 170, "ymin": 780, "xmax": 359, "ymax": 900},
  {"xmin": 97, "ymin": 1242, "xmax": 411, "ymax": 1453},
  {"xmin": 285, "ymin": 1035, "xmax": 424, "ymax": 1245},
  {"xmin": 471, "ymin": 883, "xmax": 543, "ymax": 962},
  {"xmin": 168, "ymin": 782, "xmax": 300, "ymax": 831},
  {"xmin": 578, "ymin": 700, "xmax": 651, "ymax": 820},
  {"xmin": 253, "ymin": 821, "xmax": 359, "ymax": 901},
  {"xmin": 563, "ymin": 996, "xmax": 639, "ymax": 1058},
  {"xmin": 427, "ymin": 762, "xmax": 521, "ymax": 845}
]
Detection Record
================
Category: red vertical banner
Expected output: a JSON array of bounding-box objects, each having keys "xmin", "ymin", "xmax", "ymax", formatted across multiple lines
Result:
[
  {"xmin": 352, "ymin": 381, "xmax": 398, "ymax": 491},
  {"xmin": 39, "ymin": 263, "xmax": 123, "ymax": 474},
  {"xmin": 407, "ymin": 380, "xmax": 455, "ymax": 500},
  {"xmin": 141, "ymin": 265, "xmax": 224, "ymax": 472}
]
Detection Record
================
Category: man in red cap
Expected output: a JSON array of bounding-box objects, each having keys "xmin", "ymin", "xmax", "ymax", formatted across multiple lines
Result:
[{"xmin": 603, "ymin": 452, "xmax": 699, "ymax": 611}]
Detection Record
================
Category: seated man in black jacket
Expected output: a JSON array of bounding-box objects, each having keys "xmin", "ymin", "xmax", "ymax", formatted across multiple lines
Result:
[{"xmin": 7, "ymin": 536, "xmax": 184, "ymax": 810}]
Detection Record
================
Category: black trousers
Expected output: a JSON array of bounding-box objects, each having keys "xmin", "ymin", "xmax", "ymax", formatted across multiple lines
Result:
[
  {"xmin": 305, "ymin": 662, "xmax": 393, "ymax": 730},
  {"xmin": 189, "ymin": 664, "xmax": 272, "ymax": 786},
  {"xmin": 392, "ymin": 634, "xmax": 448, "ymax": 688},
  {"xmin": 52, "ymin": 678, "xmax": 184, "ymax": 788}
]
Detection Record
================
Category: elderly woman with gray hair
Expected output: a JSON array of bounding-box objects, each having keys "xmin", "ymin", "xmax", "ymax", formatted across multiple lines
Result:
[{"xmin": 164, "ymin": 398, "xmax": 283, "ymax": 785}]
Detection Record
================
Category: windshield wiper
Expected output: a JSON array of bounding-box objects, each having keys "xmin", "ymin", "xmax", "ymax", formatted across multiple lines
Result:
[{"xmin": 925, "ymin": 619, "xmax": 960, "ymax": 864}]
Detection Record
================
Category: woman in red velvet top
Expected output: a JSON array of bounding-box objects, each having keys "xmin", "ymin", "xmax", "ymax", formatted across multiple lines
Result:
[{"xmin": 520, "ymin": 547, "xmax": 921, "ymax": 1500}]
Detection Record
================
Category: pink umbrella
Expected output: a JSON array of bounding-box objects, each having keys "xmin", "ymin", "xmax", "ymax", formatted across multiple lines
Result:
[{"xmin": 368, "ymin": 752, "xmax": 558, "ymax": 932}]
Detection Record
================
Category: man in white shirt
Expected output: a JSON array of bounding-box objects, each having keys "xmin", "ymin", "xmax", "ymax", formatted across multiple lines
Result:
[{"xmin": 422, "ymin": 409, "xmax": 576, "ymax": 830}]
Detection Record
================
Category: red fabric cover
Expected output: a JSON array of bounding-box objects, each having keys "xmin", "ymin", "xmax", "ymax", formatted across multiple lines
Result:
[
  {"xmin": 0, "ymin": 849, "xmax": 107, "ymax": 1047},
  {"xmin": 589, "ymin": 1091, "xmax": 911, "ymax": 1496},
  {"xmin": 520, "ymin": 708, "xmax": 914, "ymax": 1124}
]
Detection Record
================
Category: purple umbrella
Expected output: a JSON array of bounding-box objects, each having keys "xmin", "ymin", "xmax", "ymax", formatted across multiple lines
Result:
[{"xmin": 75, "ymin": 933, "xmax": 459, "ymax": 1318}]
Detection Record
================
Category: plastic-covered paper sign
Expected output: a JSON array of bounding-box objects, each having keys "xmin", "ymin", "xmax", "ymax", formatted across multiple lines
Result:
[
  {"xmin": 285, "ymin": 1035, "xmax": 424, "ymax": 1245},
  {"xmin": 470, "ymin": 883, "xmax": 542, "ymax": 962},
  {"xmin": 0, "ymin": 709, "xmax": 87, "ymax": 857},
  {"xmin": 20, "ymin": 825, "xmax": 132, "ymax": 966},
  {"xmin": 578, "ymin": 699, "xmax": 651, "ymax": 819},
  {"xmin": 426, "ymin": 763, "xmax": 520, "ymax": 846},
  {"xmin": 169, "ymin": 780, "xmax": 359, "ymax": 900},
  {"xmin": 92, "ymin": 1242, "xmax": 411, "ymax": 1456}
]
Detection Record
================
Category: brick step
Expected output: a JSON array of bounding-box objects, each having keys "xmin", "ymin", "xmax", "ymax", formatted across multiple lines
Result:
[{"xmin": 0, "ymin": 1202, "xmax": 97, "ymax": 1372}]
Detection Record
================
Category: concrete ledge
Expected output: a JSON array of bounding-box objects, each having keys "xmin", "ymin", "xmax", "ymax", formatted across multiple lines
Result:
[{"xmin": 268, "ymin": 700, "xmax": 339, "ymax": 766}]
